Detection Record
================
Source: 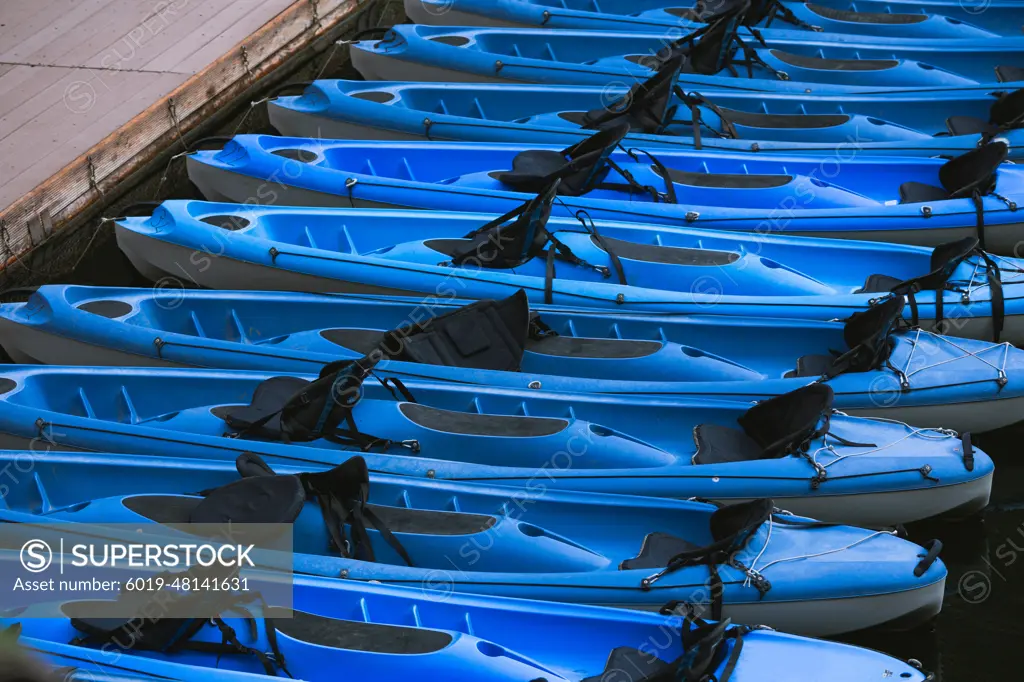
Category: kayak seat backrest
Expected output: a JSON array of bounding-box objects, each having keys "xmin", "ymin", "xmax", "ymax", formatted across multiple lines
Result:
[
  {"xmin": 856, "ymin": 273, "xmax": 903, "ymax": 293},
  {"xmin": 787, "ymin": 297, "xmax": 904, "ymax": 379},
  {"xmin": 768, "ymin": 50, "xmax": 898, "ymax": 72},
  {"xmin": 399, "ymin": 403, "xmax": 569, "ymax": 437},
  {"xmin": 718, "ymin": 107, "xmax": 850, "ymax": 130},
  {"xmin": 492, "ymin": 123, "xmax": 628, "ymax": 197},
  {"xmin": 213, "ymin": 376, "xmax": 312, "ymax": 440},
  {"xmin": 996, "ymin": 66, "xmax": 1024, "ymax": 83},
  {"xmin": 388, "ymin": 292, "xmax": 530, "ymax": 372},
  {"xmin": 990, "ymin": 89, "xmax": 1024, "ymax": 128},
  {"xmin": 589, "ymin": 234, "xmax": 739, "ymax": 266},
  {"xmin": 527, "ymin": 335, "xmax": 663, "ymax": 359},
  {"xmin": 582, "ymin": 647, "xmax": 672, "ymax": 682},
  {"xmin": 945, "ymin": 116, "xmax": 991, "ymax": 136},
  {"xmin": 320, "ymin": 328, "xmax": 387, "ymax": 354},
  {"xmin": 691, "ymin": 423, "xmax": 765, "ymax": 464},
  {"xmin": 575, "ymin": 54, "xmax": 684, "ymax": 135},
  {"xmin": 678, "ymin": 12, "xmax": 741, "ymax": 75},
  {"xmin": 952, "ymin": 90, "xmax": 1024, "ymax": 136},
  {"xmin": 804, "ymin": 3, "xmax": 926, "ymax": 24},
  {"xmin": 785, "ymin": 354, "xmax": 836, "ymax": 378},
  {"xmin": 652, "ymin": 165, "xmax": 792, "ymax": 189},
  {"xmin": 939, "ymin": 140, "xmax": 1007, "ymax": 198},
  {"xmin": 898, "ymin": 141, "xmax": 1007, "ymax": 204},
  {"xmin": 619, "ymin": 532, "xmax": 701, "ymax": 570},
  {"xmin": 737, "ymin": 383, "xmax": 833, "ymax": 457}
]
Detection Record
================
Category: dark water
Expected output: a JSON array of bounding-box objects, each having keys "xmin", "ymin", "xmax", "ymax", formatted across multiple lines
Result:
[
  {"xmin": 20, "ymin": 31, "xmax": 1023, "ymax": 682},
  {"xmin": 842, "ymin": 424, "xmax": 1024, "ymax": 680}
]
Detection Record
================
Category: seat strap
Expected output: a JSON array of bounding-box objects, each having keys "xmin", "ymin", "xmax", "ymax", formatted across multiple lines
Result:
[
  {"xmin": 759, "ymin": 0, "xmax": 822, "ymax": 31},
  {"xmin": 673, "ymin": 87, "xmax": 740, "ymax": 150},
  {"xmin": 574, "ymin": 209, "xmax": 628, "ymax": 287}
]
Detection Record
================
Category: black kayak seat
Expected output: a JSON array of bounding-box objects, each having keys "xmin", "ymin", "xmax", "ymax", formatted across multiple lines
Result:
[
  {"xmin": 945, "ymin": 116, "xmax": 991, "ymax": 136},
  {"xmin": 949, "ymin": 89, "xmax": 1024, "ymax": 135},
  {"xmin": 804, "ymin": 3, "xmax": 927, "ymax": 24},
  {"xmin": 399, "ymin": 402, "xmax": 568, "ymax": 437},
  {"xmin": 769, "ymin": 50, "xmax": 899, "ymax": 72},
  {"xmin": 857, "ymin": 273, "xmax": 904, "ymax": 293},
  {"xmin": 619, "ymin": 532, "xmax": 701, "ymax": 570},
  {"xmin": 122, "ymin": 493, "xmax": 497, "ymax": 536},
  {"xmin": 996, "ymin": 65, "xmax": 1024, "ymax": 83},
  {"xmin": 898, "ymin": 181, "xmax": 950, "ymax": 204},
  {"xmin": 691, "ymin": 423, "xmax": 765, "ymax": 464},
  {"xmin": 899, "ymin": 141, "xmax": 1009, "ymax": 204},
  {"xmin": 590, "ymin": 234, "xmax": 740, "ymax": 265},
  {"xmin": 652, "ymin": 165, "xmax": 792, "ymax": 188},
  {"xmin": 527, "ymin": 335, "xmax": 663, "ymax": 359},
  {"xmin": 784, "ymin": 353, "xmax": 837, "ymax": 378},
  {"xmin": 212, "ymin": 376, "xmax": 311, "ymax": 439}
]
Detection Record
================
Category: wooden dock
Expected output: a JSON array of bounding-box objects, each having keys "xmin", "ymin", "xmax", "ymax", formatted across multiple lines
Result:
[{"xmin": 0, "ymin": 0, "xmax": 375, "ymax": 279}]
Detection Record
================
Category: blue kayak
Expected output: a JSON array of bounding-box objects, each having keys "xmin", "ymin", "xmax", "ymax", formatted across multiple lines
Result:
[
  {"xmin": 7, "ymin": 630, "xmax": 276, "ymax": 681},
  {"xmin": 0, "ymin": 449, "xmax": 946, "ymax": 634},
  {"xmin": 404, "ymin": 0, "xmax": 1003, "ymax": 38},
  {"xmin": 183, "ymin": 133, "xmax": 1024, "ymax": 255},
  {"xmin": 113, "ymin": 198, "xmax": 1024, "ymax": 342},
  {"xmin": 3, "ymin": 285, "xmax": 1023, "ymax": 433},
  {"xmin": 267, "ymin": 77, "xmax": 1024, "ymax": 159},
  {"xmin": 0, "ymin": 571, "xmax": 936, "ymax": 681},
  {"xmin": 0, "ymin": 364, "xmax": 990, "ymax": 526},
  {"xmin": 804, "ymin": 0, "xmax": 1024, "ymax": 36},
  {"xmin": 349, "ymin": 24, "xmax": 1024, "ymax": 93}
]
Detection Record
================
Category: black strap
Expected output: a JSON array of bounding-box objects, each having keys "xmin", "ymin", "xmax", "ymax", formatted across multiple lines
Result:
[
  {"xmin": 673, "ymin": 87, "xmax": 740, "ymax": 150},
  {"xmin": 627, "ymin": 148, "xmax": 679, "ymax": 205},
  {"xmin": 961, "ymin": 431, "xmax": 975, "ymax": 472},
  {"xmin": 574, "ymin": 210, "xmax": 627, "ymax": 286}
]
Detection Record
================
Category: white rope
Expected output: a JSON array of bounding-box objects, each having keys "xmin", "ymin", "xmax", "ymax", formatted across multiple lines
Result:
[
  {"xmin": 897, "ymin": 328, "xmax": 1010, "ymax": 386},
  {"xmin": 958, "ymin": 254, "xmax": 1024, "ymax": 302},
  {"xmin": 742, "ymin": 518, "xmax": 896, "ymax": 584},
  {"xmin": 811, "ymin": 414, "xmax": 957, "ymax": 471}
]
